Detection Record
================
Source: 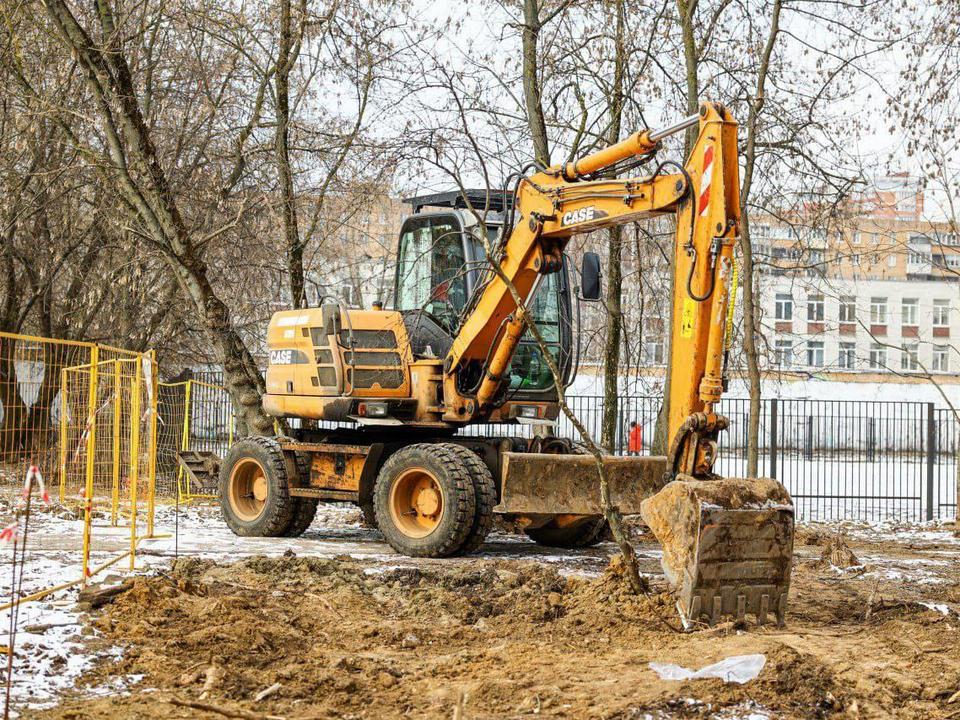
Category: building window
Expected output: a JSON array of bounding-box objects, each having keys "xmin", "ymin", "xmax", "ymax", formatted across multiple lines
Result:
[
  {"xmin": 806, "ymin": 341, "xmax": 824, "ymax": 367},
  {"xmin": 775, "ymin": 293, "xmax": 793, "ymax": 321},
  {"xmin": 900, "ymin": 343, "xmax": 919, "ymax": 371},
  {"xmin": 838, "ymin": 296, "xmax": 856, "ymax": 323},
  {"xmin": 869, "ymin": 344, "xmax": 887, "ymax": 370},
  {"xmin": 870, "ymin": 297, "xmax": 887, "ymax": 324},
  {"xmin": 806, "ymin": 294, "xmax": 824, "ymax": 322},
  {"xmin": 774, "ymin": 339, "xmax": 793, "ymax": 367},
  {"xmin": 901, "ymin": 298, "xmax": 918, "ymax": 326},
  {"xmin": 838, "ymin": 342, "xmax": 856, "ymax": 369},
  {"xmin": 340, "ymin": 284, "xmax": 355, "ymax": 306},
  {"xmin": 643, "ymin": 338, "xmax": 665, "ymax": 365},
  {"xmin": 933, "ymin": 299, "xmax": 950, "ymax": 327},
  {"xmin": 933, "ymin": 345, "xmax": 950, "ymax": 372}
]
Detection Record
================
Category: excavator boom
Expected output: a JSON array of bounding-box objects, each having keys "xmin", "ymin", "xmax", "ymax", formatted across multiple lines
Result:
[{"xmin": 453, "ymin": 102, "xmax": 796, "ymax": 626}]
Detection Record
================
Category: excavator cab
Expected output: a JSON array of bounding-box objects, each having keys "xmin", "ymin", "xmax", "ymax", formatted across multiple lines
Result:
[{"xmin": 395, "ymin": 190, "xmax": 576, "ymax": 422}]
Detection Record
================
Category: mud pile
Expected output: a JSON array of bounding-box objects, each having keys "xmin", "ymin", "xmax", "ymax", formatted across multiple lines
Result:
[{"xmin": 27, "ymin": 539, "xmax": 960, "ymax": 720}]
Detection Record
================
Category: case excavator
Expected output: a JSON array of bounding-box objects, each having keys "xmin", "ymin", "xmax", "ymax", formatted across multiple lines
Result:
[{"xmin": 197, "ymin": 102, "xmax": 795, "ymax": 627}]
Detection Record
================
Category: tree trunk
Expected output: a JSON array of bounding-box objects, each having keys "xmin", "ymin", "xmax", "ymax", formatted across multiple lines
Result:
[
  {"xmin": 676, "ymin": 0, "xmax": 701, "ymax": 156},
  {"xmin": 599, "ymin": 0, "xmax": 628, "ymax": 454},
  {"xmin": 655, "ymin": 0, "xmax": 701, "ymax": 455},
  {"xmin": 276, "ymin": 0, "xmax": 304, "ymax": 308},
  {"xmin": 521, "ymin": 0, "xmax": 551, "ymax": 168},
  {"xmin": 601, "ymin": 226, "xmax": 624, "ymax": 452},
  {"xmin": 42, "ymin": 0, "xmax": 274, "ymax": 437},
  {"xmin": 740, "ymin": 0, "xmax": 782, "ymax": 477}
]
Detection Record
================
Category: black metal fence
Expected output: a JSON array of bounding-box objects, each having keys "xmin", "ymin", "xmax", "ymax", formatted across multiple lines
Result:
[
  {"xmin": 463, "ymin": 396, "xmax": 959, "ymax": 524},
  {"xmin": 182, "ymin": 369, "xmax": 957, "ymax": 523}
]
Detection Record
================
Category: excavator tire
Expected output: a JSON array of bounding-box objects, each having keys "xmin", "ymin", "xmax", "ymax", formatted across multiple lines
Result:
[
  {"xmin": 219, "ymin": 436, "xmax": 294, "ymax": 537},
  {"xmin": 448, "ymin": 445, "xmax": 496, "ymax": 554},
  {"xmin": 360, "ymin": 502, "xmax": 378, "ymax": 529},
  {"xmin": 373, "ymin": 443, "xmax": 476, "ymax": 558},
  {"xmin": 525, "ymin": 516, "xmax": 608, "ymax": 549},
  {"xmin": 283, "ymin": 452, "xmax": 318, "ymax": 538},
  {"xmin": 524, "ymin": 442, "xmax": 608, "ymax": 549}
]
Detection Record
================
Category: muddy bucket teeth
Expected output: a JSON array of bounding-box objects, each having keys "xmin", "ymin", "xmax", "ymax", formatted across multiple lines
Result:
[{"xmin": 640, "ymin": 476, "xmax": 795, "ymax": 629}]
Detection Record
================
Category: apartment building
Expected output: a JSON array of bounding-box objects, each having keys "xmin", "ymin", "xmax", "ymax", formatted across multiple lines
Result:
[
  {"xmin": 755, "ymin": 174, "xmax": 960, "ymax": 376},
  {"xmin": 305, "ymin": 192, "xmax": 405, "ymax": 308}
]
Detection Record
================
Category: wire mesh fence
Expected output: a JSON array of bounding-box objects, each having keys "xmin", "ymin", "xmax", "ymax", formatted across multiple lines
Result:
[
  {"xmin": 157, "ymin": 379, "xmax": 234, "ymax": 500},
  {"xmin": 0, "ymin": 333, "xmax": 161, "ymax": 579}
]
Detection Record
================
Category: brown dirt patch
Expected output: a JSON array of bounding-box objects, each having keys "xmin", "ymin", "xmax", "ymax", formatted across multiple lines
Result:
[{"xmin": 23, "ymin": 533, "xmax": 960, "ymax": 720}]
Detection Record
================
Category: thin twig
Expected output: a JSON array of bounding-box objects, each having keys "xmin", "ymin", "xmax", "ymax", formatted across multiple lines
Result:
[{"xmin": 167, "ymin": 696, "xmax": 285, "ymax": 720}]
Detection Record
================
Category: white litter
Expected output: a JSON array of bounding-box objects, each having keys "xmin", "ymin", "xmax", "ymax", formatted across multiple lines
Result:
[{"xmin": 649, "ymin": 654, "xmax": 766, "ymax": 684}]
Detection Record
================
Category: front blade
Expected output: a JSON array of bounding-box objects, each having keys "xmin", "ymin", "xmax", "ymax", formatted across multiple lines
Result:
[
  {"xmin": 640, "ymin": 476, "xmax": 794, "ymax": 628},
  {"xmin": 495, "ymin": 452, "xmax": 668, "ymax": 515}
]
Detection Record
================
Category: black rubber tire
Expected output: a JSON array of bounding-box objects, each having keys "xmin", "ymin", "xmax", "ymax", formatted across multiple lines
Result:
[
  {"xmin": 359, "ymin": 501, "xmax": 378, "ymax": 529},
  {"xmin": 525, "ymin": 516, "xmax": 608, "ymax": 548},
  {"xmin": 373, "ymin": 443, "xmax": 476, "ymax": 558},
  {"xmin": 219, "ymin": 436, "xmax": 295, "ymax": 537},
  {"xmin": 524, "ymin": 441, "xmax": 608, "ymax": 549},
  {"xmin": 449, "ymin": 445, "xmax": 496, "ymax": 555},
  {"xmin": 283, "ymin": 452, "xmax": 319, "ymax": 538}
]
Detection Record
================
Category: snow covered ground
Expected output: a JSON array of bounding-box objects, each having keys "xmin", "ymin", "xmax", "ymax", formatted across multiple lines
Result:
[
  {"xmin": 1, "ymin": 501, "xmax": 958, "ymax": 716},
  {"xmin": 0, "ymin": 502, "xmax": 624, "ymax": 715}
]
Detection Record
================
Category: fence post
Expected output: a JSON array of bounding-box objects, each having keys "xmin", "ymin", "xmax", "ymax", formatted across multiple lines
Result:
[
  {"xmin": 177, "ymin": 380, "xmax": 193, "ymax": 500},
  {"xmin": 146, "ymin": 352, "xmax": 159, "ymax": 538},
  {"xmin": 926, "ymin": 402, "xmax": 936, "ymax": 522},
  {"xmin": 769, "ymin": 399, "xmax": 778, "ymax": 480},
  {"xmin": 59, "ymin": 367, "xmax": 68, "ymax": 504},
  {"xmin": 129, "ymin": 358, "xmax": 142, "ymax": 570},
  {"xmin": 111, "ymin": 360, "xmax": 121, "ymax": 527},
  {"xmin": 804, "ymin": 415, "xmax": 813, "ymax": 461},
  {"xmin": 81, "ymin": 346, "xmax": 99, "ymax": 585}
]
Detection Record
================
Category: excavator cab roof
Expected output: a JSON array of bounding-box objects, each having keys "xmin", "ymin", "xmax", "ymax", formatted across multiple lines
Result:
[{"xmin": 403, "ymin": 189, "xmax": 513, "ymax": 215}]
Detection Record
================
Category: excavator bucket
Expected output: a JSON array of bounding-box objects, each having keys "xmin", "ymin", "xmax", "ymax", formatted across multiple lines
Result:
[{"xmin": 640, "ymin": 475, "xmax": 794, "ymax": 628}]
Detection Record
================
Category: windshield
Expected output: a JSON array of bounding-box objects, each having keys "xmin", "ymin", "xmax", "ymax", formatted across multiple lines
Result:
[{"xmin": 395, "ymin": 217, "xmax": 468, "ymax": 331}]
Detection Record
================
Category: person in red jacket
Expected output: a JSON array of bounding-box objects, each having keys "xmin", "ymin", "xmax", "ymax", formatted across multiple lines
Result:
[{"xmin": 627, "ymin": 420, "xmax": 643, "ymax": 455}]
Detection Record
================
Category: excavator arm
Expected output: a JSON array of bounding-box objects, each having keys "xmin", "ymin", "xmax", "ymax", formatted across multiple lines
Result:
[
  {"xmin": 448, "ymin": 102, "xmax": 795, "ymax": 627},
  {"xmin": 446, "ymin": 102, "xmax": 736, "ymax": 476}
]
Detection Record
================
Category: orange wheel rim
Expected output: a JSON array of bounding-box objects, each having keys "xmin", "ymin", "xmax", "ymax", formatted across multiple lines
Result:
[
  {"xmin": 229, "ymin": 457, "xmax": 268, "ymax": 521},
  {"xmin": 388, "ymin": 467, "xmax": 443, "ymax": 538}
]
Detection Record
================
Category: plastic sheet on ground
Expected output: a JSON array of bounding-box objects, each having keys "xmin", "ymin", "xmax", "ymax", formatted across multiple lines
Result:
[{"xmin": 648, "ymin": 653, "xmax": 766, "ymax": 684}]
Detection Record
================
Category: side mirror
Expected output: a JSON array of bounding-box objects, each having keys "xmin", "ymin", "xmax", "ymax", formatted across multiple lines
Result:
[{"xmin": 581, "ymin": 252, "xmax": 602, "ymax": 300}]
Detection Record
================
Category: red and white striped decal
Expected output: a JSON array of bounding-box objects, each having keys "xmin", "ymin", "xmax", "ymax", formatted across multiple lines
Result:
[{"xmin": 697, "ymin": 144, "xmax": 715, "ymax": 217}]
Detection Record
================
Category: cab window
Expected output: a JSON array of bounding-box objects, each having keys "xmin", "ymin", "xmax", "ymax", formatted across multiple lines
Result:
[{"xmin": 396, "ymin": 217, "xmax": 468, "ymax": 331}]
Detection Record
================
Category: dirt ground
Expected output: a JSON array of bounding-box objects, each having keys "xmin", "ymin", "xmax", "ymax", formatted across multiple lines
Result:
[{"xmin": 20, "ymin": 522, "xmax": 960, "ymax": 720}]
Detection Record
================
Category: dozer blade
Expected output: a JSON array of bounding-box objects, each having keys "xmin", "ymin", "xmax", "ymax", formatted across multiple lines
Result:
[
  {"xmin": 496, "ymin": 452, "xmax": 669, "ymax": 515},
  {"xmin": 640, "ymin": 475, "xmax": 794, "ymax": 628}
]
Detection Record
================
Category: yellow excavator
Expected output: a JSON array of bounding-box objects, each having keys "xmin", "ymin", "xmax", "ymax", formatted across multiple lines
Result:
[{"xmin": 207, "ymin": 102, "xmax": 795, "ymax": 627}]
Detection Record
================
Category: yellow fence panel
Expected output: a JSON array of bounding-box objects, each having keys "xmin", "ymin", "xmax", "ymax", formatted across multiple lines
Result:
[{"xmin": 60, "ymin": 354, "xmax": 158, "ymax": 577}]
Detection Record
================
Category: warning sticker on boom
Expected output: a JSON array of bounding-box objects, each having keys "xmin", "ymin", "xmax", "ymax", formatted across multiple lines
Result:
[{"xmin": 680, "ymin": 298, "xmax": 696, "ymax": 338}]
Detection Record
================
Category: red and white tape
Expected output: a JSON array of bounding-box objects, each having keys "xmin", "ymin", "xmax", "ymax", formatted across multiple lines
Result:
[
  {"xmin": 0, "ymin": 522, "xmax": 18, "ymax": 545},
  {"xmin": 21, "ymin": 464, "xmax": 50, "ymax": 506}
]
